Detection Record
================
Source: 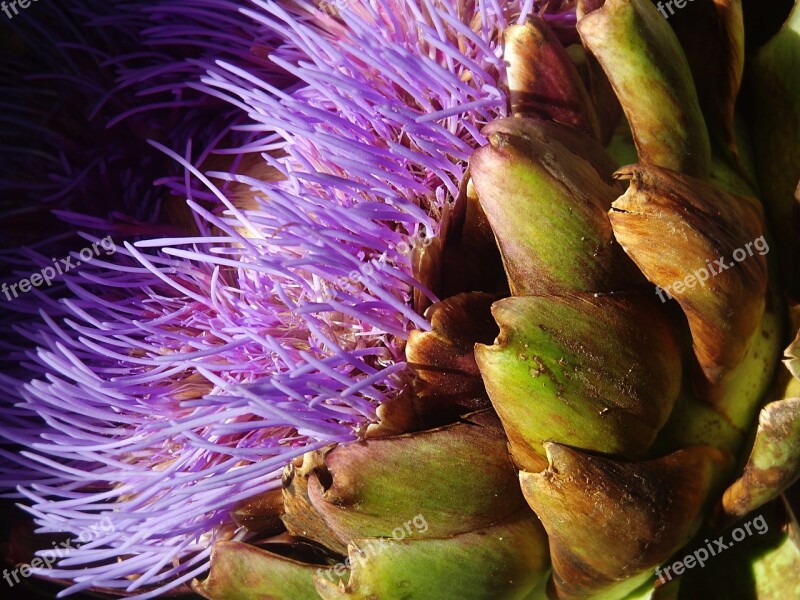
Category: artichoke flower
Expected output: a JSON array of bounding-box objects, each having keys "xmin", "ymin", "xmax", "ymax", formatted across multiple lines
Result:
[
  {"xmin": 2, "ymin": 0, "xmax": 800, "ymax": 599},
  {"xmin": 195, "ymin": 1, "xmax": 800, "ymax": 598}
]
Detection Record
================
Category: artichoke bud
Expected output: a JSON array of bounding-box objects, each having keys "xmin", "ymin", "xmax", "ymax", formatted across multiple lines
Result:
[
  {"xmin": 609, "ymin": 164, "xmax": 768, "ymax": 385},
  {"xmin": 195, "ymin": 540, "xmax": 341, "ymax": 600},
  {"xmin": 475, "ymin": 293, "xmax": 682, "ymax": 472},
  {"xmin": 577, "ymin": 0, "xmax": 711, "ymax": 178},
  {"xmin": 201, "ymin": 413, "xmax": 550, "ymax": 600},
  {"xmin": 281, "ymin": 411, "xmax": 528, "ymax": 554},
  {"xmin": 470, "ymin": 117, "xmax": 643, "ymax": 296},
  {"xmin": 314, "ymin": 512, "xmax": 549, "ymax": 600},
  {"xmin": 520, "ymin": 443, "xmax": 733, "ymax": 599},
  {"xmin": 504, "ymin": 18, "xmax": 601, "ymax": 140},
  {"xmin": 405, "ymin": 292, "xmax": 498, "ymax": 427}
]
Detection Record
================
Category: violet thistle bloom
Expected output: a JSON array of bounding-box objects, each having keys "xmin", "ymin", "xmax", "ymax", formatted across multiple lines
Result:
[
  {"xmin": 0, "ymin": 0, "xmax": 576, "ymax": 597},
  {"xmin": 0, "ymin": 0, "xmax": 286, "ymax": 414}
]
